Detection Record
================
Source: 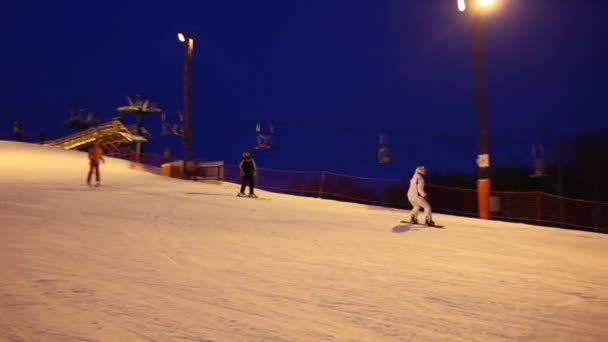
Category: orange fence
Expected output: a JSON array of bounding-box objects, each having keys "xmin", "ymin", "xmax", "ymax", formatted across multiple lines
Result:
[
  {"xmin": 222, "ymin": 165, "xmax": 607, "ymax": 233},
  {"xmin": 113, "ymin": 152, "xmax": 606, "ymax": 233}
]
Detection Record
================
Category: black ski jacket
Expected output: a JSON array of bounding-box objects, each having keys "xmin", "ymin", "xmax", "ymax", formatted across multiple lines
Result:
[{"xmin": 239, "ymin": 156, "xmax": 256, "ymax": 174}]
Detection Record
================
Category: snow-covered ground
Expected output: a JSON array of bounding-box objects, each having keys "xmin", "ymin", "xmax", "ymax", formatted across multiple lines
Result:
[{"xmin": 1, "ymin": 141, "xmax": 607, "ymax": 342}]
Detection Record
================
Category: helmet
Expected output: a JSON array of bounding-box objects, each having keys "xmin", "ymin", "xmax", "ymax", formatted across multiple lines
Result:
[{"xmin": 415, "ymin": 166, "xmax": 426, "ymax": 176}]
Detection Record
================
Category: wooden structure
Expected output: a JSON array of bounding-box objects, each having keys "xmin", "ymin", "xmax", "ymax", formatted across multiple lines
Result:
[{"xmin": 44, "ymin": 118, "xmax": 147, "ymax": 155}]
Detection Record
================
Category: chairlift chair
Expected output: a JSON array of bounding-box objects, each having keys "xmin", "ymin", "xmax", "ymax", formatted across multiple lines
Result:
[
  {"xmin": 255, "ymin": 122, "xmax": 275, "ymax": 149},
  {"xmin": 378, "ymin": 146, "xmax": 392, "ymax": 164},
  {"xmin": 161, "ymin": 111, "xmax": 184, "ymax": 136},
  {"xmin": 530, "ymin": 143, "xmax": 547, "ymax": 178},
  {"xmin": 378, "ymin": 132, "xmax": 391, "ymax": 164}
]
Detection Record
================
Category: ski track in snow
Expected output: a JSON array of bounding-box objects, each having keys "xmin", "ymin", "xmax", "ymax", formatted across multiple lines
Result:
[{"xmin": 1, "ymin": 141, "xmax": 607, "ymax": 341}]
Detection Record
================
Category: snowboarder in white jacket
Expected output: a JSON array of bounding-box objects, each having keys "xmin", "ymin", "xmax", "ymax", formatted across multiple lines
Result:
[{"xmin": 407, "ymin": 166, "xmax": 435, "ymax": 226}]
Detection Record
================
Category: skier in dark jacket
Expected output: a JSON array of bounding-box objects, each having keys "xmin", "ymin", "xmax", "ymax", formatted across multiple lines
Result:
[{"xmin": 238, "ymin": 150, "xmax": 257, "ymax": 197}]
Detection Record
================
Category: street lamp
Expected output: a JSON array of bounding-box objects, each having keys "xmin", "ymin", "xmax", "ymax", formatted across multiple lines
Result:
[
  {"xmin": 178, "ymin": 31, "xmax": 195, "ymax": 179},
  {"xmin": 459, "ymin": 0, "xmax": 497, "ymax": 219}
]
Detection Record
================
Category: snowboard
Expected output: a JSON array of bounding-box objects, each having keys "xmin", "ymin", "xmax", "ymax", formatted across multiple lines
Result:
[
  {"xmin": 237, "ymin": 194, "xmax": 270, "ymax": 200},
  {"xmin": 399, "ymin": 220, "xmax": 445, "ymax": 228}
]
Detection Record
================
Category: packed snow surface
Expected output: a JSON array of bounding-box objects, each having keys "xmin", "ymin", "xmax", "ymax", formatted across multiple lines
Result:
[{"xmin": 1, "ymin": 141, "xmax": 607, "ymax": 341}]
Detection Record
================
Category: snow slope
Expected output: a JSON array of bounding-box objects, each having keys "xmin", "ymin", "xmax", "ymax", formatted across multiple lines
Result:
[{"xmin": 1, "ymin": 141, "xmax": 607, "ymax": 341}]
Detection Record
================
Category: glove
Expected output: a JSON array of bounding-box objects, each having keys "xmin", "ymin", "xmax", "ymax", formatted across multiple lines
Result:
[
  {"xmin": 253, "ymin": 171, "xmax": 257, "ymax": 176},
  {"xmin": 240, "ymin": 171, "xmax": 245, "ymax": 176}
]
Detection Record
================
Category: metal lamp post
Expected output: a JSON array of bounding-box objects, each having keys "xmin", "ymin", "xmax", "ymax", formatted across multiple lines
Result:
[
  {"xmin": 178, "ymin": 32, "xmax": 195, "ymax": 179},
  {"xmin": 459, "ymin": 0, "xmax": 497, "ymax": 219}
]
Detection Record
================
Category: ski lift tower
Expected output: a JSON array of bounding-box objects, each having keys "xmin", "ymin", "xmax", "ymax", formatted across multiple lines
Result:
[{"xmin": 116, "ymin": 94, "xmax": 162, "ymax": 163}]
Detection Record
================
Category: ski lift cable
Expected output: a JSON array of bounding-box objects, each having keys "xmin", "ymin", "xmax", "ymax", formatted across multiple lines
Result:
[{"xmin": 157, "ymin": 109, "xmax": 543, "ymax": 147}]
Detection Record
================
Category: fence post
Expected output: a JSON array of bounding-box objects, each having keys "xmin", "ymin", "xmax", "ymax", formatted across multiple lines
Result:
[
  {"xmin": 592, "ymin": 201, "xmax": 601, "ymax": 231},
  {"xmin": 536, "ymin": 192, "xmax": 542, "ymax": 225},
  {"xmin": 318, "ymin": 171, "xmax": 325, "ymax": 199},
  {"xmin": 559, "ymin": 195, "xmax": 565, "ymax": 228}
]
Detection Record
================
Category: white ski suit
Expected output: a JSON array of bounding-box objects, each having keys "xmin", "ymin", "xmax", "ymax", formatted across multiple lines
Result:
[{"xmin": 407, "ymin": 171, "xmax": 432, "ymax": 221}]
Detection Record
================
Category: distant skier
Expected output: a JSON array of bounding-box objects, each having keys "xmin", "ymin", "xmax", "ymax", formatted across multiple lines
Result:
[
  {"xmin": 87, "ymin": 140, "xmax": 105, "ymax": 186},
  {"xmin": 407, "ymin": 166, "xmax": 435, "ymax": 226},
  {"xmin": 238, "ymin": 150, "xmax": 257, "ymax": 198}
]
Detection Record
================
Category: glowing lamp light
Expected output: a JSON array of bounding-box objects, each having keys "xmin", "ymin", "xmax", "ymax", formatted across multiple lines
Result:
[
  {"xmin": 458, "ymin": 0, "xmax": 497, "ymax": 12},
  {"xmin": 177, "ymin": 33, "xmax": 185, "ymax": 42},
  {"xmin": 478, "ymin": 0, "xmax": 496, "ymax": 8}
]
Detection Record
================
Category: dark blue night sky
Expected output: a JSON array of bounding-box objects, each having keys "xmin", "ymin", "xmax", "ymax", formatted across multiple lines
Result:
[{"xmin": 1, "ymin": 0, "xmax": 607, "ymax": 179}]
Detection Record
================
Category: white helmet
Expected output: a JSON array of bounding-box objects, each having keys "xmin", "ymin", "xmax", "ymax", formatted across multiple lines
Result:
[{"xmin": 415, "ymin": 166, "xmax": 426, "ymax": 176}]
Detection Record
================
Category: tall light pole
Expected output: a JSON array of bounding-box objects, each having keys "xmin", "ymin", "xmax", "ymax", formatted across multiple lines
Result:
[
  {"xmin": 178, "ymin": 32, "xmax": 195, "ymax": 179},
  {"xmin": 459, "ymin": 0, "xmax": 497, "ymax": 219}
]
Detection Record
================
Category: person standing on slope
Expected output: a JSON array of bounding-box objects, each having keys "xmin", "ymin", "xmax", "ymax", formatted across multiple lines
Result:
[
  {"xmin": 407, "ymin": 166, "xmax": 435, "ymax": 226},
  {"xmin": 87, "ymin": 140, "xmax": 105, "ymax": 186},
  {"xmin": 238, "ymin": 150, "xmax": 257, "ymax": 198}
]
